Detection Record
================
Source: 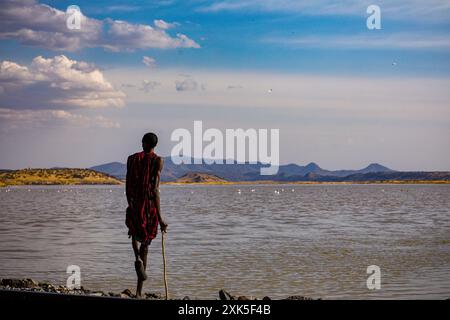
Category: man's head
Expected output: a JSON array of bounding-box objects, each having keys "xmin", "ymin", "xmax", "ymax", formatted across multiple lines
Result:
[{"xmin": 142, "ymin": 132, "xmax": 158, "ymax": 152}]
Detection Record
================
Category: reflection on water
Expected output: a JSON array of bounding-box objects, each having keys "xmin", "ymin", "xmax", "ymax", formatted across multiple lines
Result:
[{"xmin": 0, "ymin": 184, "xmax": 449, "ymax": 299}]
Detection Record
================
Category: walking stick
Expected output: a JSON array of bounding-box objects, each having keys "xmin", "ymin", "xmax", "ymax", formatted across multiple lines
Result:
[{"xmin": 161, "ymin": 231, "xmax": 169, "ymax": 300}]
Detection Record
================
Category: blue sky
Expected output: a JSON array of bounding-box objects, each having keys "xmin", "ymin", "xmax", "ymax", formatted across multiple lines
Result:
[
  {"xmin": 0, "ymin": 0, "xmax": 449, "ymax": 170},
  {"xmin": 25, "ymin": 0, "xmax": 450, "ymax": 75}
]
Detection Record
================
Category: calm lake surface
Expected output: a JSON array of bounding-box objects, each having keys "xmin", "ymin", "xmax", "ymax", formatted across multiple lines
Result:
[{"xmin": 0, "ymin": 184, "xmax": 449, "ymax": 299}]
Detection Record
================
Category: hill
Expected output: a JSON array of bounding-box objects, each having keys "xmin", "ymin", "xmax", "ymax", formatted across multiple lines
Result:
[
  {"xmin": 339, "ymin": 171, "xmax": 450, "ymax": 182},
  {"xmin": 90, "ymin": 162, "xmax": 127, "ymax": 180},
  {"xmin": 0, "ymin": 168, "xmax": 122, "ymax": 186},
  {"xmin": 278, "ymin": 171, "xmax": 450, "ymax": 183},
  {"xmin": 174, "ymin": 172, "xmax": 228, "ymax": 184}
]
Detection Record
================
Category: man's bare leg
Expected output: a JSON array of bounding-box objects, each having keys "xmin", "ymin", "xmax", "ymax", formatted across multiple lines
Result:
[
  {"xmin": 140, "ymin": 244, "xmax": 149, "ymax": 270},
  {"xmin": 132, "ymin": 240, "xmax": 143, "ymax": 298},
  {"xmin": 134, "ymin": 242, "xmax": 149, "ymax": 298},
  {"xmin": 132, "ymin": 239, "xmax": 140, "ymax": 261}
]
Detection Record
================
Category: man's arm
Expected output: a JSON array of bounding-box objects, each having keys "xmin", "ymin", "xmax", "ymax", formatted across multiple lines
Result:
[
  {"xmin": 154, "ymin": 157, "xmax": 168, "ymax": 233},
  {"xmin": 125, "ymin": 155, "xmax": 133, "ymax": 207}
]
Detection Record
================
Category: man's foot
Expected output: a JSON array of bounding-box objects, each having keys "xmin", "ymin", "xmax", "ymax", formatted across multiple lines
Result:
[{"xmin": 134, "ymin": 259, "xmax": 147, "ymax": 281}]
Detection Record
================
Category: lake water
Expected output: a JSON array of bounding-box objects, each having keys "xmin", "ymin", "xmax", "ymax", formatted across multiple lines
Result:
[{"xmin": 0, "ymin": 184, "xmax": 449, "ymax": 299}]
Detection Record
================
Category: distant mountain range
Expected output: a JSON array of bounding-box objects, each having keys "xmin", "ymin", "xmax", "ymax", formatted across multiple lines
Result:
[
  {"xmin": 90, "ymin": 158, "xmax": 431, "ymax": 182},
  {"xmin": 1, "ymin": 161, "xmax": 448, "ymax": 185},
  {"xmin": 1, "ymin": 160, "xmax": 447, "ymax": 184}
]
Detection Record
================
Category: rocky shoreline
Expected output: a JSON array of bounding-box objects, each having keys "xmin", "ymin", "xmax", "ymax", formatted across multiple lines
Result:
[{"xmin": 0, "ymin": 278, "xmax": 314, "ymax": 300}]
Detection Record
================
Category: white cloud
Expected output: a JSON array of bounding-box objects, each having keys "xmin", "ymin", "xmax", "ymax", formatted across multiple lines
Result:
[
  {"xmin": 140, "ymin": 80, "xmax": 161, "ymax": 92},
  {"xmin": 102, "ymin": 20, "xmax": 199, "ymax": 51},
  {"xmin": 0, "ymin": 0, "xmax": 199, "ymax": 51},
  {"xmin": 175, "ymin": 77, "xmax": 205, "ymax": 91},
  {"xmin": 142, "ymin": 56, "xmax": 156, "ymax": 68},
  {"xmin": 0, "ymin": 0, "xmax": 102, "ymax": 51},
  {"xmin": 121, "ymin": 83, "xmax": 136, "ymax": 88},
  {"xmin": 263, "ymin": 33, "xmax": 450, "ymax": 50},
  {"xmin": 0, "ymin": 108, "xmax": 120, "ymax": 132},
  {"xmin": 154, "ymin": 19, "xmax": 179, "ymax": 30},
  {"xmin": 197, "ymin": 0, "xmax": 450, "ymax": 20},
  {"xmin": 0, "ymin": 55, "xmax": 126, "ymax": 110}
]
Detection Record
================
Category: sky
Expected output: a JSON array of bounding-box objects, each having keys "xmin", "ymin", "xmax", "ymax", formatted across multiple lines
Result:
[{"xmin": 0, "ymin": 0, "xmax": 449, "ymax": 171}]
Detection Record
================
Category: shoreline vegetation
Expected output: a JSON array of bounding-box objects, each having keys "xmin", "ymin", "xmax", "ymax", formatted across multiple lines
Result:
[
  {"xmin": 0, "ymin": 168, "xmax": 122, "ymax": 187},
  {"xmin": 0, "ymin": 169, "xmax": 449, "ymax": 187},
  {"xmin": 0, "ymin": 278, "xmax": 314, "ymax": 300}
]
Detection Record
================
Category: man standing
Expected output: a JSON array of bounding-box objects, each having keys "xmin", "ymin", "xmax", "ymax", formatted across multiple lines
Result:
[{"xmin": 126, "ymin": 132, "xmax": 168, "ymax": 298}]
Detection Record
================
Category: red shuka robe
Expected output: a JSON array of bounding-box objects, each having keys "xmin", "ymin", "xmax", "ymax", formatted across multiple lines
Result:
[{"xmin": 125, "ymin": 151, "xmax": 160, "ymax": 243}]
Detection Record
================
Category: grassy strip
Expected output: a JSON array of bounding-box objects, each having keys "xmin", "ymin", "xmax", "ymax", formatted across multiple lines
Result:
[{"xmin": 0, "ymin": 168, "xmax": 122, "ymax": 186}]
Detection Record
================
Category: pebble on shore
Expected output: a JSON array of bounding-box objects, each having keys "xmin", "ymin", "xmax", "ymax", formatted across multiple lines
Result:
[
  {"xmin": 217, "ymin": 289, "xmax": 314, "ymax": 301},
  {"xmin": 0, "ymin": 279, "xmax": 316, "ymax": 300},
  {"xmin": 0, "ymin": 278, "xmax": 161, "ymax": 300}
]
